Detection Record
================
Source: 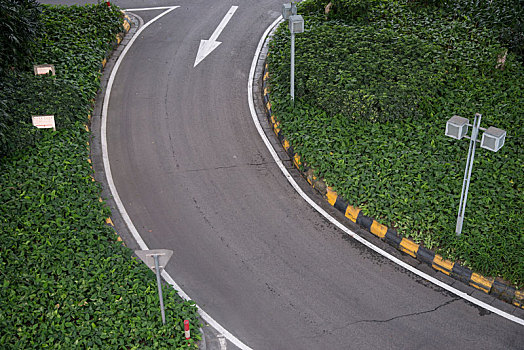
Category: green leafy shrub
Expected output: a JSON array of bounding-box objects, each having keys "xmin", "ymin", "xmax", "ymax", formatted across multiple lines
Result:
[
  {"xmin": 0, "ymin": 3, "xmax": 201, "ymax": 348},
  {"xmin": 300, "ymin": 0, "xmax": 524, "ymax": 60},
  {"xmin": 411, "ymin": 0, "xmax": 524, "ymax": 61},
  {"xmin": 0, "ymin": 128, "xmax": 200, "ymax": 348},
  {"xmin": 268, "ymin": 0, "xmax": 524, "ymax": 286},
  {"xmin": 0, "ymin": 0, "xmax": 42, "ymax": 75},
  {"xmin": 270, "ymin": 10, "xmax": 509, "ymax": 124},
  {"xmin": 0, "ymin": 2, "xmax": 123, "ymax": 157},
  {"xmin": 36, "ymin": 3, "xmax": 124, "ymax": 90},
  {"xmin": 300, "ymin": 0, "xmax": 385, "ymax": 22},
  {"xmin": 0, "ymin": 75, "xmax": 88, "ymax": 156}
]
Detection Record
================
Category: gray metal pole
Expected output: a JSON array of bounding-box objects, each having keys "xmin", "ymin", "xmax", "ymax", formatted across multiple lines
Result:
[
  {"xmin": 456, "ymin": 114, "xmax": 481, "ymax": 235},
  {"xmin": 153, "ymin": 254, "xmax": 166, "ymax": 325},
  {"xmin": 290, "ymin": 31, "xmax": 295, "ymax": 101}
]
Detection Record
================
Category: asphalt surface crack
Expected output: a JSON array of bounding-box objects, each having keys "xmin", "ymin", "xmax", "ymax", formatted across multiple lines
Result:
[
  {"xmin": 186, "ymin": 164, "xmax": 239, "ymax": 172},
  {"xmin": 184, "ymin": 162, "xmax": 271, "ymax": 173},
  {"xmin": 309, "ymin": 299, "xmax": 461, "ymax": 340},
  {"xmin": 349, "ymin": 298, "xmax": 460, "ymax": 326}
]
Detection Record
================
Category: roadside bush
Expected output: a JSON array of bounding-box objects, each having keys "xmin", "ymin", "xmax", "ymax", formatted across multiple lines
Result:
[
  {"xmin": 268, "ymin": 0, "xmax": 524, "ymax": 286},
  {"xmin": 0, "ymin": 2, "xmax": 123, "ymax": 157},
  {"xmin": 300, "ymin": 0, "xmax": 386, "ymax": 22},
  {"xmin": 0, "ymin": 3, "xmax": 201, "ymax": 347},
  {"xmin": 300, "ymin": 0, "xmax": 524, "ymax": 60},
  {"xmin": 0, "ymin": 75, "xmax": 88, "ymax": 156},
  {"xmin": 270, "ymin": 11, "xmax": 509, "ymax": 124},
  {"xmin": 411, "ymin": 0, "xmax": 524, "ymax": 61},
  {"xmin": 0, "ymin": 128, "xmax": 200, "ymax": 348},
  {"xmin": 0, "ymin": 0, "xmax": 42, "ymax": 75}
]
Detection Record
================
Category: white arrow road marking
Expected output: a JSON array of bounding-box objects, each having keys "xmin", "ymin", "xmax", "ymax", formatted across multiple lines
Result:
[{"xmin": 194, "ymin": 5, "xmax": 238, "ymax": 67}]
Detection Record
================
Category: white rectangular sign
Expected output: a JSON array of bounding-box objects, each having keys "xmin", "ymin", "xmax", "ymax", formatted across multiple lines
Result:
[
  {"xmin": 33, "ymin": 64, "xmax": 55, "ymax": 76},
  {"xmin": 32, "ymin": 115, "xmax": 56, "ymax": 131}
]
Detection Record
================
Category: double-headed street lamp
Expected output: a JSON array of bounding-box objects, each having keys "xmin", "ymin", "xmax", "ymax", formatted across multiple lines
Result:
[
  {"xmin": 282, "ymin": 3, "xmax": 304, "ymax": 101},
  {"xmin": 445, "ymin": 113, "xmax": 507, "ymax": 235}
]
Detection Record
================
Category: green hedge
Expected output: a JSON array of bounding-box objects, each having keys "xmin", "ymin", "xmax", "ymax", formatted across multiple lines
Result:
[
  {"xmin": 0, "ymin": 3, "xmax": 200, "ymax": 348},
  {"xmin": 300, "ymin": 0, "xmax": 524, "ymax": 61},
  {"xmin": 421, "ymin": 0, "xmax": 524, "ymax": 60},
  {"xmin": 0, "ymin": 2, "xmax": 123, "ymax": 157},
  {"xmin": 0, "ymin": 75, "xmax": 88, "ymax": 156},
  {"xmin": 0, "ymin": 128, "xmax": 200, "ymax": 348},
  {"xmin": 268, "ymin": 0, "xmax": 523, "ymax": 286},
  {"xmin": 0, "ymin": 0, "xmax": 42, "ymax": 75}
]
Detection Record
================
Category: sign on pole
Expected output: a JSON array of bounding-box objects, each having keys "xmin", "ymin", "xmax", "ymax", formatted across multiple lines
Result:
[
  {"xmin": 135, "ymin": 249, "xmax": 173, "ymax": 270},
  {"xmin": 135, "ymin": 249, "xmax": 173, "ymax": 325}
]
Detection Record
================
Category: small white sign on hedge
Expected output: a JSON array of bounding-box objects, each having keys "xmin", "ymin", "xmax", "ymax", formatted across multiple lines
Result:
[
  {"xmin": 33, "ymin": 64, "xmax": 55, "ymax": 76},
  {"xmin": 32, "ymin": 115, "xmax": 56, "ymax": 131}
]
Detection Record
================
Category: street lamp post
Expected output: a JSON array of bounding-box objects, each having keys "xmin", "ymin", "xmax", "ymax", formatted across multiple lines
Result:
[
  {"xmin": 445, "ymin": 113, "xmax": 507, "ymax": 235},
  {"xmin": 282, "ymin": 2, "xmax": 296, "ymax": 19},
  {"xmin": 282, "ymin": 3, "xmax": 304, "ymax": 101}
]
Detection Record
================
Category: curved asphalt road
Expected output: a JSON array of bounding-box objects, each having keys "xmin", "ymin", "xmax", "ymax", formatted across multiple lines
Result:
[{"xmin": 44, "ymin": 0, "xmax": 523, "ymax": 348}]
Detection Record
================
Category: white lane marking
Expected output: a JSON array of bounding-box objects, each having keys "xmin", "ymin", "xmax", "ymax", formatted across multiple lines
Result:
[
  {"xmin": 125, "ymin": 6, "xmax": 177, "ymax": 11},
  {"xmin": 194, "ymin": 5, "xmax": 239, "ymax": 67},
  {"xmin": 101, "ymin": 7, "xmax": 254, "ymax": 349},
  {"xmin": 247, "ymin": 16, "xmax": 524, "ymax": 326},
  {"xmin": 218, "ymin": 334, "xmax": 227, "ymax": 349}
]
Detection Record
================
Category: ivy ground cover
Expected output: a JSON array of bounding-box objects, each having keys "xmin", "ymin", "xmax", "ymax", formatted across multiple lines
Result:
[
  {"xmin": 0, "ymin": 3, "xmax": 199, "ymax": 348},
  {"xmin": 267, "ymin": 0, "xmax": 523, "ymax": 287}
]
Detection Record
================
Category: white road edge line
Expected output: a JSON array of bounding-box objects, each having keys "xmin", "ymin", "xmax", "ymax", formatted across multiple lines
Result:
[
  {"xmin": 248, "ymin": 16, "xmax": 524, "ymax": 326},
  {"xmin": 218, "ymin": 334, "xmax": 228, "ymax": 350},
  {"xmin": 124, "ymin": 6, "xmax": 177, "ymax": 12},
  {"xmin": 101, "ymin": 6, "xmax": 254, "ymax": 349}
]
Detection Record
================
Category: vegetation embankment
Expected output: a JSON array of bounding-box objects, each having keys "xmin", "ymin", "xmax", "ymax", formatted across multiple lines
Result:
[
  {"xmin": 0, "ymin": 2, "xmax": 200, "ymax": 348},
  {"xmin": 267, "ymin": 0, "xmax": 523, "ymax": 287}
]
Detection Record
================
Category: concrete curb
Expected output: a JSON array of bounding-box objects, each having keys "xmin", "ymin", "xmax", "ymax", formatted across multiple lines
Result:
[
  {"xmin": 261, "ymin": 59, "xmax": 524, "ymax": 310},
  {"xmin": 84, "ymin": 11, "xmax": 133, "ymax": 246},
  {"xmin": 89, "ymin": 11, "xmax": 133, "ymax": 245}
]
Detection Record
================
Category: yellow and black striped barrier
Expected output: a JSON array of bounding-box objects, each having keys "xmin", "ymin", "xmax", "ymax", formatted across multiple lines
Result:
[
  {"xmin": 262, "ymin": 61, "xmax": 523, "ymax": 309},
  {"xmin": 100, "ymin": 13, "xmax": 132, "ymax": 72}
]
